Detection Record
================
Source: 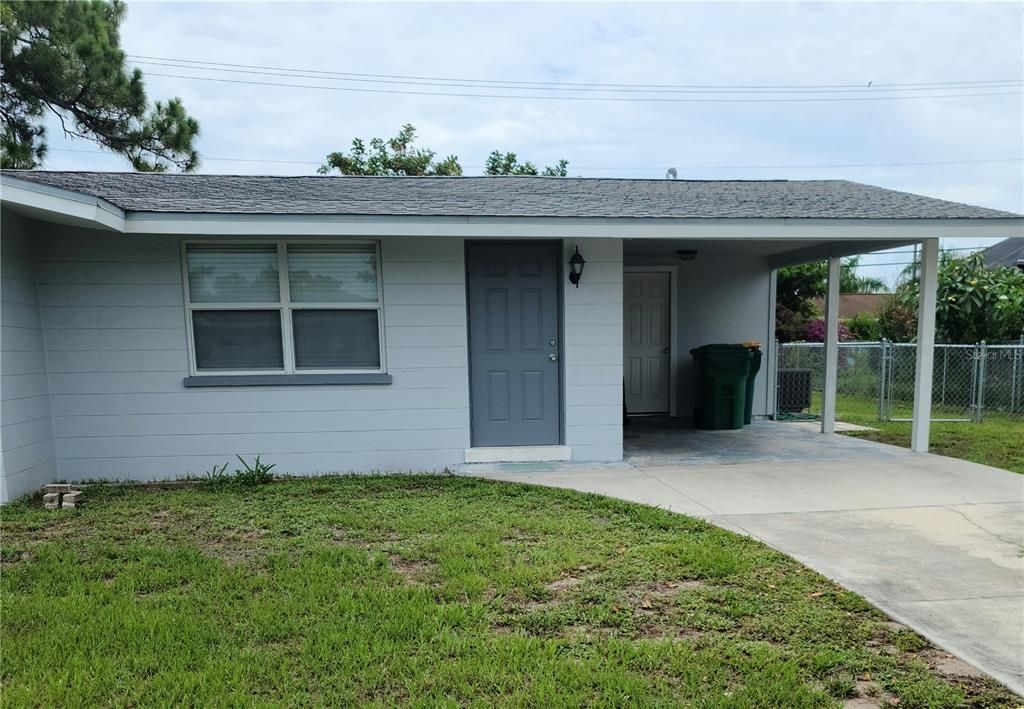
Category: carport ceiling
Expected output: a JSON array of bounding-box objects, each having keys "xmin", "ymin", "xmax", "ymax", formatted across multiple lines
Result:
[{"xmin": 623, "ymin": 238, "xmax": 915, "ymax": 265}]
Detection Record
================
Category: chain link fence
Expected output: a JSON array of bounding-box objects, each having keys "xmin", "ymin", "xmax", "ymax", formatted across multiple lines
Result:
[{"xmin": 776, "ymin": 337, "xmax": 1024, "ymax": 423}]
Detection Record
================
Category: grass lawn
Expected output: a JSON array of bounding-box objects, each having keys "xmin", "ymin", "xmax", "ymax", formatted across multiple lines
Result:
[
  {"xmin": 2, "ymin": 476, "xmax": 1019, "ymax": 707},
  {"xmin": 807, "ymin": 393, "xmax": 1024, "ymax": 474}
]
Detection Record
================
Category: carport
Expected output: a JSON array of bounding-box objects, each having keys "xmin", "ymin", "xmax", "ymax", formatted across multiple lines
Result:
[{"xmin": 620, "ymin": 228, "xmax": 998, "ymax": 453}]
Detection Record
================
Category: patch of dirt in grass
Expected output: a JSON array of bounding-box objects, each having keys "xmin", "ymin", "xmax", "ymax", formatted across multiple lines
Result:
[
  {"xmin": 389, "ymin": 555, "xmax": 434, "ymax": 585},
  {"xmin": 149, "ymin": 509, "xmax": 203, "ymax": 537},
  {"xmin": 518, "ymin": 569, "xmax": 602, "ymax": 611},
  {"xmin": 877, "ymin": 620, "xmax": 909, "ymax": 633},
  {"xmin": 560, "ymin": 624, "xmax": 618, "ymax": 642},
  {"xmin": 500, "ymin": 528, "xmax": 539, "ymax": 546},
  {"xmin": 547, "ymin": 575, "xmax": 587, "ymax": 594},
  {"xmin": 868, "ymin": 644, "xmax": 900, "ymax": 657},
  {"xmin": 840, "ymin": 678, "xmax": 898, "ymax": 708},
  {"xmin": 0, "ymin": 549, "xmax": 35, "ymax": 566},
  {"xmin": 629, "ymin": 579, "xmax": 705, "ymax": 612},
  {"xmin": 611, "ymin": 580, "xmax": 711, "ymax": 640},
  {"xmin": 910, "ymin": 651, "xmax": 1023, "ymax": 709},
  {"xmin": 37, "ymin": 518, "xmax": 88, "ymax": 540},
  {"xmin": 917, "ymin": 648, "xmax": 987, "ymax": 679},
  {"xmin": 199, "ymin": 529, "xmax": 271, "ymax": 566},
  {"xmin": 636, "ymin": 623, "xmax": 705, "ymax": 642},
  {"xmin": 883, "ymin": 645, "xmax": 1022, "ymax": 706}
]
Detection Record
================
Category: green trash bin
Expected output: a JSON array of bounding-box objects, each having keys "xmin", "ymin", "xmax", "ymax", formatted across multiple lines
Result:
[
  {"xmin": 690, "ymin": 344, "xmax": 752, "ymax": 430},
  {"xmin": 743, "ymin": 344, "xmax": 763, "ymax": 426}
]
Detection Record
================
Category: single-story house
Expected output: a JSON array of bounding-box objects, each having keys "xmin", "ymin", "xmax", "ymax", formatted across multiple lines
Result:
[
  {"xmin": 1, "ymin": 172, "xmax": 1021, "ymax": 503},
  {"xmin": 811, "ymin": 293, "xmax": 892, "ymax": 319}
]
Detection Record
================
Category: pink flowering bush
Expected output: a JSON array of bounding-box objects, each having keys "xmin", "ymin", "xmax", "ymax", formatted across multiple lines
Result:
[{"xmin": 802, "ymin": 318, "xmax": 854, "ymax": 343}]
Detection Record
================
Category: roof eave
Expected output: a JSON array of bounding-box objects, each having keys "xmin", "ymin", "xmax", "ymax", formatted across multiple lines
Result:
[
  {"xmin": 2, "ymin": 175, "xmax": 1021, "ymax": 240},
  {"xmin": 0, "ymin": 175, "xmax": 125, "ymax": 231},
  {"xmin": 120, "ymin": 211, "xmax": 1024, "ymax": 240}
]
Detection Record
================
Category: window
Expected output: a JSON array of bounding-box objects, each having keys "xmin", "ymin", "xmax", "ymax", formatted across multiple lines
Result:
[{"xmin": 184, "ymin": 242, "xmax": 384, "ymax": 374}]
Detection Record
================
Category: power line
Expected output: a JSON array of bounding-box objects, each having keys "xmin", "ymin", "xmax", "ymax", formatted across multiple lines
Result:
[
  {"xmin": 864, "ymin": 247, "xmax": 984, "ymax": 256},
  {"xmin": 855, "ymin": 262, "xmax": 935, "ymax": 268},
  {"xmin": 140, "ymin": 71, "xmax": 1024, "ymax": 103},
  {"xmin": 46, "ymin": 147, "xmax": 1023, "ymax": 171},
  {"xmin": 127, "ymin": 55, "xmax": 1023, "ymax": 92},
  {"xmin": 127, "ymin": 58, "xmax": 1024, "ymax": 96}
]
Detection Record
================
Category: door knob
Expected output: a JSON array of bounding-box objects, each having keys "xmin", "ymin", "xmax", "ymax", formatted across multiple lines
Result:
[
  {"xmin": 663, "ymin": 347, "xmax": 670, "ymax": 354},
  {"xmin": 548, "ymin": 353, "xmax": 558, "ymax": 361}
]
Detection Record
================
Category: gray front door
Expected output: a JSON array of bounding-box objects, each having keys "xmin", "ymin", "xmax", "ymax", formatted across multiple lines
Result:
[{"xmin": 467, "ymin": 242, "xmax": 561, "ymax": 447}]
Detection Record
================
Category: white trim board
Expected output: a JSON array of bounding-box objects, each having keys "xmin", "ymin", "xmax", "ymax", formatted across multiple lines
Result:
[
  {"xmin": 122, "ymin": 215, "xmax": 1024, "ymax": 239},
  {"xmin": 464, "ymin": 446, "xmax": 572, "ymax": 463}
]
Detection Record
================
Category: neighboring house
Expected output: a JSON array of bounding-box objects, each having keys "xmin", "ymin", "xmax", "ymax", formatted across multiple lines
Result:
[
  {"xmin": 981, "ymin": 237, "xmax": 1024, "ymax": 270},
  {"xmin": 1, "ymin": 173, "xmax": 1020, "ymax": 502},
  {"xmin": 812, "ymin": 293, "xmax": 892, "ymax": 319}
]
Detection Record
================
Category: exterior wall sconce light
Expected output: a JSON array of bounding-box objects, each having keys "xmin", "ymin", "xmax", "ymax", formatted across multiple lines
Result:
[
  {"xmin": 677, "ymin": 249, "xmax": 698, "ymax": 261},
  {"xmin": 568, "ymin": 246, "xmax": 586, "ymax": 287}
]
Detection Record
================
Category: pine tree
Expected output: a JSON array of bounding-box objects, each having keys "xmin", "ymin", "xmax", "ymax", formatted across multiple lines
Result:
[{"xmin": 1, "ymin": 0, "xmax": 200, "ymax": 171}]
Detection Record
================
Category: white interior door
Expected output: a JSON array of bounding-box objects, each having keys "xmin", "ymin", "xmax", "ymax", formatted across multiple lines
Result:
[{"xmin": 624, "ymin": 271, "xmax": 671, "ymax": 414}]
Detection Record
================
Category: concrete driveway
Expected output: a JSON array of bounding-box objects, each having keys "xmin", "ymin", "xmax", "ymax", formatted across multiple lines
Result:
[{"xmin": 456, "ymin": 420, "xmax": 1024, "ymax": 694}]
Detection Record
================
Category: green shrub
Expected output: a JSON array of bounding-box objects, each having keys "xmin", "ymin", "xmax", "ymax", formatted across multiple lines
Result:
[
  {"xmin": 878, "ymin": 297, "xmax": 918, "ymax": 342},
  {"xmin": 845, "ymin": 313, "xmax": 881, "ymax": 341}
]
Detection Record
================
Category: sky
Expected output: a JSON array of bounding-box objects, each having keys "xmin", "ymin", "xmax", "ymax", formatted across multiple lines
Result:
[{"xmin": 38, "ymin": 1, "xmax": 1024, "ymax": 286}]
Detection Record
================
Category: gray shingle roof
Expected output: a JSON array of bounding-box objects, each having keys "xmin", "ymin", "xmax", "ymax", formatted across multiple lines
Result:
[
  {"xmin": 982, "ymin": 238, "xmax": 1024, "ymax": 267},
  {"xmin": 3, "ymin": 170, "xmax": 1019, "ymax": 219}
]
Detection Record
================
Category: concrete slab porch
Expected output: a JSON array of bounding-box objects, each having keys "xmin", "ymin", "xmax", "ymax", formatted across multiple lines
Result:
[{"xmin": 454, "ymin": 419, "xmax": 1024, "ymax": 695}]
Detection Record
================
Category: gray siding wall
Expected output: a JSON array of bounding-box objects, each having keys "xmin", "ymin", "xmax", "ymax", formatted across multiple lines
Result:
[
  {"xmin": 673, "ymin": 258, "xmax": 773, "ymax": 416},
  {"xmin": 564, "ymin": 239, "xmax": 623, "ymax": 461},
  {"xmin": 623, "ymin": 250, "xmax": 774, "ymax": 417},
  {"xmin": 5, "ymin": 218, "xmax": 627, "ymax": 488},
  {"xmin": 34, "ymin": 222, "xmax": 471, "ymax": 481},
  {"xmin": 2, "ymin": 211, "xmax": 58, "ymax": 502}
]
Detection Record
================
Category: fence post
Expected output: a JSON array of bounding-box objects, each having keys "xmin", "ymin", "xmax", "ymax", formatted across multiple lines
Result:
[
  {"xmin": 773, "ymin": 339, "xmax": 781, "ymax": 420},
  {"xmin": 970, "ymin": 343, "xmax": 978, "ymax": 423},
  {"xmin": 940, "ymin": 345, "xmax": 948, "ymax": 409},
  {"xmin": 886, "ymin": 341, "xmax": 896, "ymax": 420},
  {"xmin": 1012, "ymin": 334, "xmax": 1023, "ymax": 414},
  {"xmin": 877, "ymin": 339, "xmax": 887, "ymax": 422},
  {"xmin": 975, "ymin": 341, "xmax": 988, "ymax": 423}
]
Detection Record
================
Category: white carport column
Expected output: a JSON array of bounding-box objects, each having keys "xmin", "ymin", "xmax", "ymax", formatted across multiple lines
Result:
[
  {"xmin": 821, "ymin": 256, "xmax": 841, "ymax": 434},
  {"xmin": 911, "ymin": 238, "xmax": 940, "ymax": 452}
]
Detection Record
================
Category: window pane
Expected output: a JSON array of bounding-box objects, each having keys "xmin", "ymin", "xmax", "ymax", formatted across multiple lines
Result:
[
  {"xmin": 292, "ymin": 310, "xmax": 380, "ymax": 370},
  {"xmin": 187, "ymin": 245, "xmax": 279, "ymax": 303},
  {"xmin": 288, "ymin": 245, "xmax": 378, "ymax": 303},
  {"xmin": 193, "ymin": 310, "xmax": 283, "ymax": 370}
]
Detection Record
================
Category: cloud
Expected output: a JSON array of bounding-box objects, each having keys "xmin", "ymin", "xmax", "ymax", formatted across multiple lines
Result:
[{"xmin": 36, "ymin": 0, "xmax": 1021, "ymax": 222}]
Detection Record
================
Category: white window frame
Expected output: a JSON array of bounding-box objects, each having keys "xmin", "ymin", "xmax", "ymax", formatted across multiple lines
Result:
[{"xmin": 181, "ymin": 239, "xmax": 386, "ymax": 376}]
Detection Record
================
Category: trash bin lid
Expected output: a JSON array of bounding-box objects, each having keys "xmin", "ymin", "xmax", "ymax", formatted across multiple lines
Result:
[{"xmin": 690, "ymin": 343, "xmax": 750, "ymax": 353}]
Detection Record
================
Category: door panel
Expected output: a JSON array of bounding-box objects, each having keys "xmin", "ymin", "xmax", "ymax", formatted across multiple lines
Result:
[
  {"xmin": 623, "ymin": 271, "xmax": 671, "ymax": 414},
  {"xmin": 468, "ymin": 243, "xmax": 561, "ymax": 446}
]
